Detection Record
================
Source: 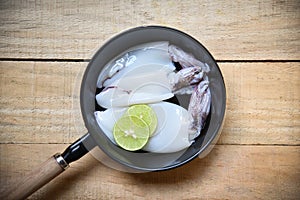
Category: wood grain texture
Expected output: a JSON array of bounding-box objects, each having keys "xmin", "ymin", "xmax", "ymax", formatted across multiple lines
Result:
[
  {"xmin": 0, "ymin": 0, "xmax": 299, "ymax": 60},
  {"xmin": 2, "ymin": 156, "xmax": 64, "ymax": 200},
  {"xmin": 0, "ymin": 1, "xmax": 299, "ymax": 199},
  {"xmin": 0, "ymin": 144, "xmax": 299, "ymax": 199},
  {"xmin": 1, "ymin": 61, "xmax": 299, "ymax": 144},
  {"xmin": 220, "ymin": 62, "xmax": 300, "ymax": 145}
]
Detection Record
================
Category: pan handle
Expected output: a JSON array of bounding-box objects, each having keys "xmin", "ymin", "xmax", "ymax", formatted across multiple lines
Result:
[
  {"xmin": 3, "ymin": 154, "xmax": 67, "ymax": 200},
  {"xmin": 2, "ymin": 133, "xmax": 96, "ymax": 200}
]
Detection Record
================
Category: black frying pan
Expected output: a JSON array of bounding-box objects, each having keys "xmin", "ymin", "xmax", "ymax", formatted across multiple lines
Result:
[{"xmin": 3, "ymin": 26, "xmax": 226, "ymax": 200}]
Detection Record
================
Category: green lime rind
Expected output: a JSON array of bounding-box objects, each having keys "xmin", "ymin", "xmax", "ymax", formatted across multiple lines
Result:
[
  {"xmin": 126, "ymin": 104, "xmax": 158, "ymax": 136},
  {"xmin": 113, "ymin": 115, "xmax": 150, "ymax": 151}
]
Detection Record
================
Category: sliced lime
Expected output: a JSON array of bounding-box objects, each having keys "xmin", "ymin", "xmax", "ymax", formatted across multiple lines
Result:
[
  {"xmin": 127, "ymin": 104, "xmax": 158, "ymax": 136},
  {"xmin": 113, "ymin": 115, "xmax": 150, "ymax": 151}
]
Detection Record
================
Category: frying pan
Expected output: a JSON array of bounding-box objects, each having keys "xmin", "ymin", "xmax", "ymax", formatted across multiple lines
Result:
[{"xmin": 3, "ymin": 26, "xmax": 226, "ymax": 200}]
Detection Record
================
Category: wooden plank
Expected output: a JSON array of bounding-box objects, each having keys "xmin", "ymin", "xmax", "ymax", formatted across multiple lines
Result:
[
  {"xmin": 0, "ymin": 144, "xmax": 299, "ymax": 199},
  {"xmin": 0, "ymin": 61, "xmax": 299, "ymax": 144},
  {"xmin": 0, "ymin": 61, "xmax": 85, "ymax": 98},
  {"xmin": 0, "ymin": 0, "xmax": 299, "ymax": 60},
  {"xmin": 220, "ymin": 62, "xmax": 300, "ymax": 145},
  {"xmin": 0, "ymin": 61, "xmax": 87, "ymax": 143}
]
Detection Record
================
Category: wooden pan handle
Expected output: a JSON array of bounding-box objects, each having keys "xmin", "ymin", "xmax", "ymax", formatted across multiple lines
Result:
[
  {"xmin": 2, "ymin": 133, "xmax": 93, "ymax": 200},
  {"xmin": 3, "ymin": 154, "xmax": 68, "ymax": 200}
]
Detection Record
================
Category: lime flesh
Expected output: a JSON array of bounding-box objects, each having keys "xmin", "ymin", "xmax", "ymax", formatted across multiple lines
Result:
[
  {"xmin": 127, "ymin": 104, "xmax": 158, "ymax": 136},
  {"xmin": 113, "ymin": 115, "xmax": 150, "ymax": 151}
]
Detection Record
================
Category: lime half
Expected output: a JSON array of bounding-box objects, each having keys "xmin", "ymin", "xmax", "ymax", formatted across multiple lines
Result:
[
  {"xmin": 113, "ymin": 115, "xmax": 150, "ymax": 151},
  {"xmin": 127, "ymin": 104, "xmax": 158, "ymax": 136}
]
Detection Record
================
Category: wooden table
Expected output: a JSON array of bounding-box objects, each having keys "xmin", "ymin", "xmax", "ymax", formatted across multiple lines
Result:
[{"xmin": 0, "ymin": 1, "xmax": 299, "ymax": 199}]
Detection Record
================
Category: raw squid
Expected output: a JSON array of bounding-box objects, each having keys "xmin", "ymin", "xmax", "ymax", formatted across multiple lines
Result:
[
  {"xmin": 168, "ymin": 44, "xmax": 210, "ymax": 73},
  {"xmin": 95, "ymin": 102, "xmax": 192, "ymax": 153},
  {"xmin": 94, "ymin": 41, "xmax": 211, "ymax": 153}
]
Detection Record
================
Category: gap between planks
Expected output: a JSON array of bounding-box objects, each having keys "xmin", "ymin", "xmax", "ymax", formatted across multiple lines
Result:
[{"xmin": 0, "ymin": 58, "xmax": 299, "ymax": 63}]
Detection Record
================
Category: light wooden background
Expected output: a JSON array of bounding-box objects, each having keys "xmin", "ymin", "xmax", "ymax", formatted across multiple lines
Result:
[{"xmin": 0, "ymin": 0, "xmax": 299, "ymax": 199}]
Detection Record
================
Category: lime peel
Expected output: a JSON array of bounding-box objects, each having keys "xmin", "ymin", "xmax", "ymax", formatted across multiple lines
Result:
[
  {"xmin": 113, "ymin": 115, "xmax": 150, "ymax": 151},
  {"xmin": 127, "ymin": 104, "xmax": 158, "ymax": 136},
  {"xmin": 112, "ymin": 104, "xmax": 158, "ymax": 151}
]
